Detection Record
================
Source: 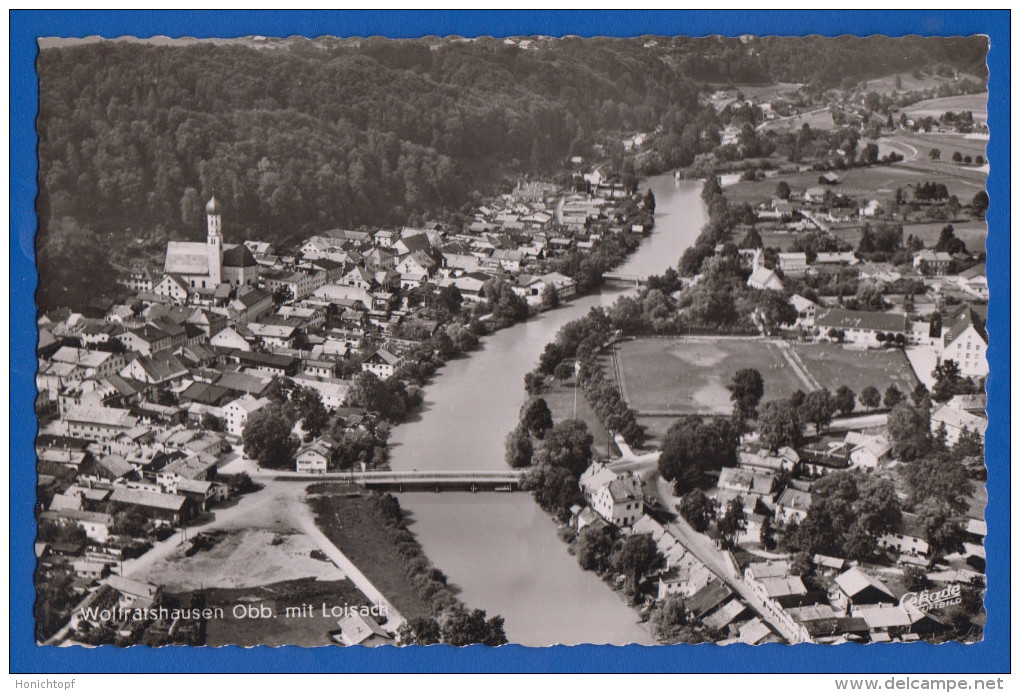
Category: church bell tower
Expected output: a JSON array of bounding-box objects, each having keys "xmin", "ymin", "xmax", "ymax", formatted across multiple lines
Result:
[{"xmin": 206, "ymin": 195, "xmax": 223, "ymax": 286}]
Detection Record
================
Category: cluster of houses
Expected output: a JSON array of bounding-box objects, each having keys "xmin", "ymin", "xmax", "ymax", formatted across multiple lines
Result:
[
  {"xmin": 36, "ymin": 178, "xmax": 655, "ymax": 612},
  {"xmin": 732, "ymin": 206, "xmax": 988, "ymax": 380},
  {"xmin": 565, "ymin": 398, "xmax": 985, "ymax": 645}
]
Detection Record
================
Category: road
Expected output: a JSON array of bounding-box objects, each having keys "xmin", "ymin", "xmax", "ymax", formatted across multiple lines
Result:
[{"xmin": 649, "ymin": 476, "xmax": 802, "ymax": 643}]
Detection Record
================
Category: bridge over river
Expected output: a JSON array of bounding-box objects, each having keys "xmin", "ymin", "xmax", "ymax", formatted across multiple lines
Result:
[
  {"xmin": 261, "ymin": 468, "xmax": 527, "ymax": 492},
  {"xmin": 601, "ymin": 271, "xmax": 647, "ymax": 286}
]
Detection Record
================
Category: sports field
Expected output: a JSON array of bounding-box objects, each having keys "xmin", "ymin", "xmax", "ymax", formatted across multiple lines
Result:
[
  {"xmin": 613, "ymin": 337, "xmax": 807, "ymax": 416},
  {"xmin": 792, "ymin": 342, "xmax": 921, "ymax": 397},
  {"xmin": 613, "ymin": 338, "xmax": 922, "ymax": 418}
]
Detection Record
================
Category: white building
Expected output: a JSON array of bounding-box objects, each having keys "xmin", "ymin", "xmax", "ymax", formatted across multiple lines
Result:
[{"xmin": 221, "ymin": 394, "xmax": 270, "ymax": 437}]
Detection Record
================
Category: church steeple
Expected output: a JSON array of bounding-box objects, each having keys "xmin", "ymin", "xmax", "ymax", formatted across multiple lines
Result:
[{"xmin": 206, "ymin": 195, "xmax": 223, "ymax": 285}]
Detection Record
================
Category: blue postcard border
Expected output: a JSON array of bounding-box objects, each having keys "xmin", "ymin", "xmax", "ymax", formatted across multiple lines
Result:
[{"xmin": 10, "ymin": 10, "xmax": 1010, "ymax": 674}]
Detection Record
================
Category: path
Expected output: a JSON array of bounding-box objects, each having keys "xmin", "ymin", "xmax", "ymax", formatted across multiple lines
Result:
[
  {"xmin": 287, "ymin": 490, "xmax": 406, "ymax": 631},
  {"xmin": 773, "ymin": 340, "xmax": 822, "ymax": 392}
]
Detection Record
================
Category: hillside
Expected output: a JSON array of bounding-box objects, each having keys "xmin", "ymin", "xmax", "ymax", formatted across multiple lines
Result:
[{"xmin": 34, "ymin": 35, "xmax": 988, "ymax": 311}]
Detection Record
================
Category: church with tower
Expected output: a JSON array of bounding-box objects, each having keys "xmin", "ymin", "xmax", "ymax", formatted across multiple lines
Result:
[{"xmin": 163, "ymin": 196, "xmax": 259, "ymax": 291}]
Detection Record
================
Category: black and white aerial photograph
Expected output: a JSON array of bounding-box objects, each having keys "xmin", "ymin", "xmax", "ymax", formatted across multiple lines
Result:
[{"xmin": 33, "ymin": 32, "xmax": 991, "ymax": 648}]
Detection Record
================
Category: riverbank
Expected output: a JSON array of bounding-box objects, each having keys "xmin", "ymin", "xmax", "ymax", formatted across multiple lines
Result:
[
  {"xmin": 384, "ymin": 175, "xmax": 706, "ymax": 645},
  {"xmin": 307, "ymin": 485, "xmax": 508, "ymax": 646}
]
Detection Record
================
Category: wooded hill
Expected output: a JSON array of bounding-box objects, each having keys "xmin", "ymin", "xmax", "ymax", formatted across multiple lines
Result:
[{"xmin": 35, "ymin": 35, "xmax": 986, "ymax": 311}]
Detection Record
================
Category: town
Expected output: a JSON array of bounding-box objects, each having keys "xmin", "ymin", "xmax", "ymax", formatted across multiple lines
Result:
[
  {"xmin": 508, "ymin": 165, "xmax": 987, "ymax": 645},
  {"xmin": 31, "ymin": 34, "xmax": 989, "ymax": 648},
  {"xmin": 34, "ymin": 170, "xmax": 655, "ymax": 646}
]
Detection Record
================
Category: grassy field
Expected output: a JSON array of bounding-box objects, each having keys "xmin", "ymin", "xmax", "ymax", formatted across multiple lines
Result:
[
  {"xmin": 308, "ymin": 491, "xmax": 434, "ymax": 620},
  {"xmin": 726, "ymin": 161, "xmax": 985, "ymax": 211},
  {"xmin": 827, "ymin": 219, "xmax": 987, "ymax": 253},
  {"xmin": 899, "ymin": 92, "xmax": 988, "ymax": 123},
  {"xmin": 610, "ymin": 338, "xmax": 921, "ymax": 444},
  {"xmin": 863, "ymin": 73, "xmax": 985, "ymax": 96},
  {"xmin": 613, "ymin": 337, "xmax": 807, "ymax": 416},
  {"xmin": 192, "ymin": 578, "xmax": 372, "ymax": 647},
  {"xmin": 887, "ymin": 131, "xmax": 989, "ymax": 162},
  {"xmin": 792, "ymin": 343, "xmax": 921, "ymax": 397},
  {"xmin": 729, "ymin": 82, "xmax": 805, "ymax": 102},
  {"xmin": 760, "ymin": 107, "xmax": 835, "ymax": 132},
  {"xmin": 542, "ymin": 358, "xmax": 621, "ymax": 457}
]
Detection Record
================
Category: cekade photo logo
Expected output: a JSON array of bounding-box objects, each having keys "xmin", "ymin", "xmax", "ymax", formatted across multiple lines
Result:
[{"xmin": 900, "ymin": 584, "xmax": 963, "ymax": 613}]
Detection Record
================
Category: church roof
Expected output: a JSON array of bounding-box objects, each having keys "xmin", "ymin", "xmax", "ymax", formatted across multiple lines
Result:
[
  {"xmin": 206, "ymin": 196, "xmax": 222, "ymax": 215},
  {"xmin": 164, "ymin": 242, "xmax": 210, "ymax": 275},
  {"xmin": 222, "ymin": 243, "xmax": 258, "ymax": 268}
]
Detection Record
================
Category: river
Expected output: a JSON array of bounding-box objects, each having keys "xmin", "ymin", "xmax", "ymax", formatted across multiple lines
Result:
[{"xmin": 387, "ymin": 174, "xmax": 707, "ymax": 645}]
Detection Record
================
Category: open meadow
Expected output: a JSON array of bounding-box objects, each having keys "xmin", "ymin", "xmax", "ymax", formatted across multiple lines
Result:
[
  {"xmin": 899, "ymin": 92, "xmax": 988, "ymax": 123},
  {"xmin": 726, "ymin": 159, "xmax": 985, "ymax": 211},
  {"xmin": 862, "ymin": 72, "xmax": 985, "ymax": 96},
  {"xmin": 760, "ymin": 107, "xmax": 835, "ymax": 133},
  {"xmin": 826, "ymin": 219, "xmax": 987, "ymax": 252}
]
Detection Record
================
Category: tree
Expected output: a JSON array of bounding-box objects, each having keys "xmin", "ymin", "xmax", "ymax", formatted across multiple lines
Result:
[
  {"xmin": 523, "ymin": 370, "xmax": 546, "ymax": 396},
  {"xmin": 971, "ymin": 190, "xmax": 989, "ymax": 216},
  {"xmin": 677, "ymin": 489, "xmax": 717, "ymax": 532},
  {"xmin": 859, "ymin": 385, "xmax": 881, "ymax": 411},
  {"xmin": 504, "ymin": 425, "xmax": 534, "ymax": 469},
  {"xmin": 200, "ymin": 411, "xmax": 224, "ymax": 432},
  {"xmin": 775, "ymin": 180, "xmax": 792, "ymax": 200},
  {"xmin": 553, "ymin": 361, "xmax": 574, "ymax": 384},
  {"xmin": 791, "ymin": 471, "xmax": 900, "ymax": 560},
  {"xmin": 759, "ymin": 514, "xmax": 776, "ymax": 550},
  {"xmin": 928, "ymin": 148, "xmax": 941, "ymax": 160},
  {"xmin": 643, "ymin": 188, "xmax": 656, "ymax": 212},
  {"xmin": 576, "ymin": 524, "xmax": 616, "ymax": 573},
  {"xmin": 540, "ymin": 284, "xmax": 561, "ymax": 311},
  {"xmin": 522, "ymin": 464, "xmax": 583, "ymax": 521},
  {"xmin": 903, "ymin": 565, "xmax": 930, "ymax": 592},
  {"xmin": 883, "ymin": 385, "xmax": 904, "ymax": 409},
  {"xmin": 650, "ymin": 597, "xmax": 707, "ymax": 644},
  {"xmin": 538, "ymin": 419, "xmax": 594, "ymax": 478},
  {"xmin": 271, "ymin": 285, "xmax": 294, "ymax": 307},
  {"xmin": 932, "ymin": 359, "xmax": 977, "ymax": 403},
  {"xmin": 904, "ymin": 455, "xmax": 971, "ymax": 514},
  {"xmin": 519, "ymin": 398, "xmax": 554, "ymax": 439},
  {"xmin": 658, "ymin": 416, "xmax": 739, "ymax": 493},
  {"xmin": 834, "ymin": 385, "xmax": 856, "ymax": 417},
  {"xmin": 290, "ymin": 386, "xmax": 329, "ymax": 437},
  {"xmin": 611, "ymin": 533, "xmax": 664, "ymax": 597},
  {"xmin": 243, "ymin": 404, "xmax": 299, "ymax": 469},
  {"xmin": 952, "ymin": 427, "xmax": 984, "ymax": 460},
  {"xmin": 756, "ymin": 399, "xmax": 803, "ymax": 452},
  {"xmin": 887, "ymin": 403, "xmax": 931, "ymax": 461},
  {"xmin": 717, "ymin": 496, "xmax": 747, "ymax": 548},
  {"xmin": 951, "ymin": 151, "xmax": 963, "ymax": 163},
  {"xmin": 915, "ymin": 497, "xmax": 966, "ymax": 564},
  {"xmin": 727, "ymin": 368, "xmax": 765, "ymax": 424},
  {"xmin": 440, "ymin": 607, "xmax": 507, "ymax": 646},
  {"xmin": 397, "ymin": 617, "xmax": 442, "ymax": 645},
  {"xmin": 799, "ymin": 388, "xmax": 836, "ymax": 434}
]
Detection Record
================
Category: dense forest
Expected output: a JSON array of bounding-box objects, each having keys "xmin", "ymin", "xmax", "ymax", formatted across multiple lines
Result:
[{"xmin": 35, "ymin": 35, "xmax": 987, "ymax": 311}]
